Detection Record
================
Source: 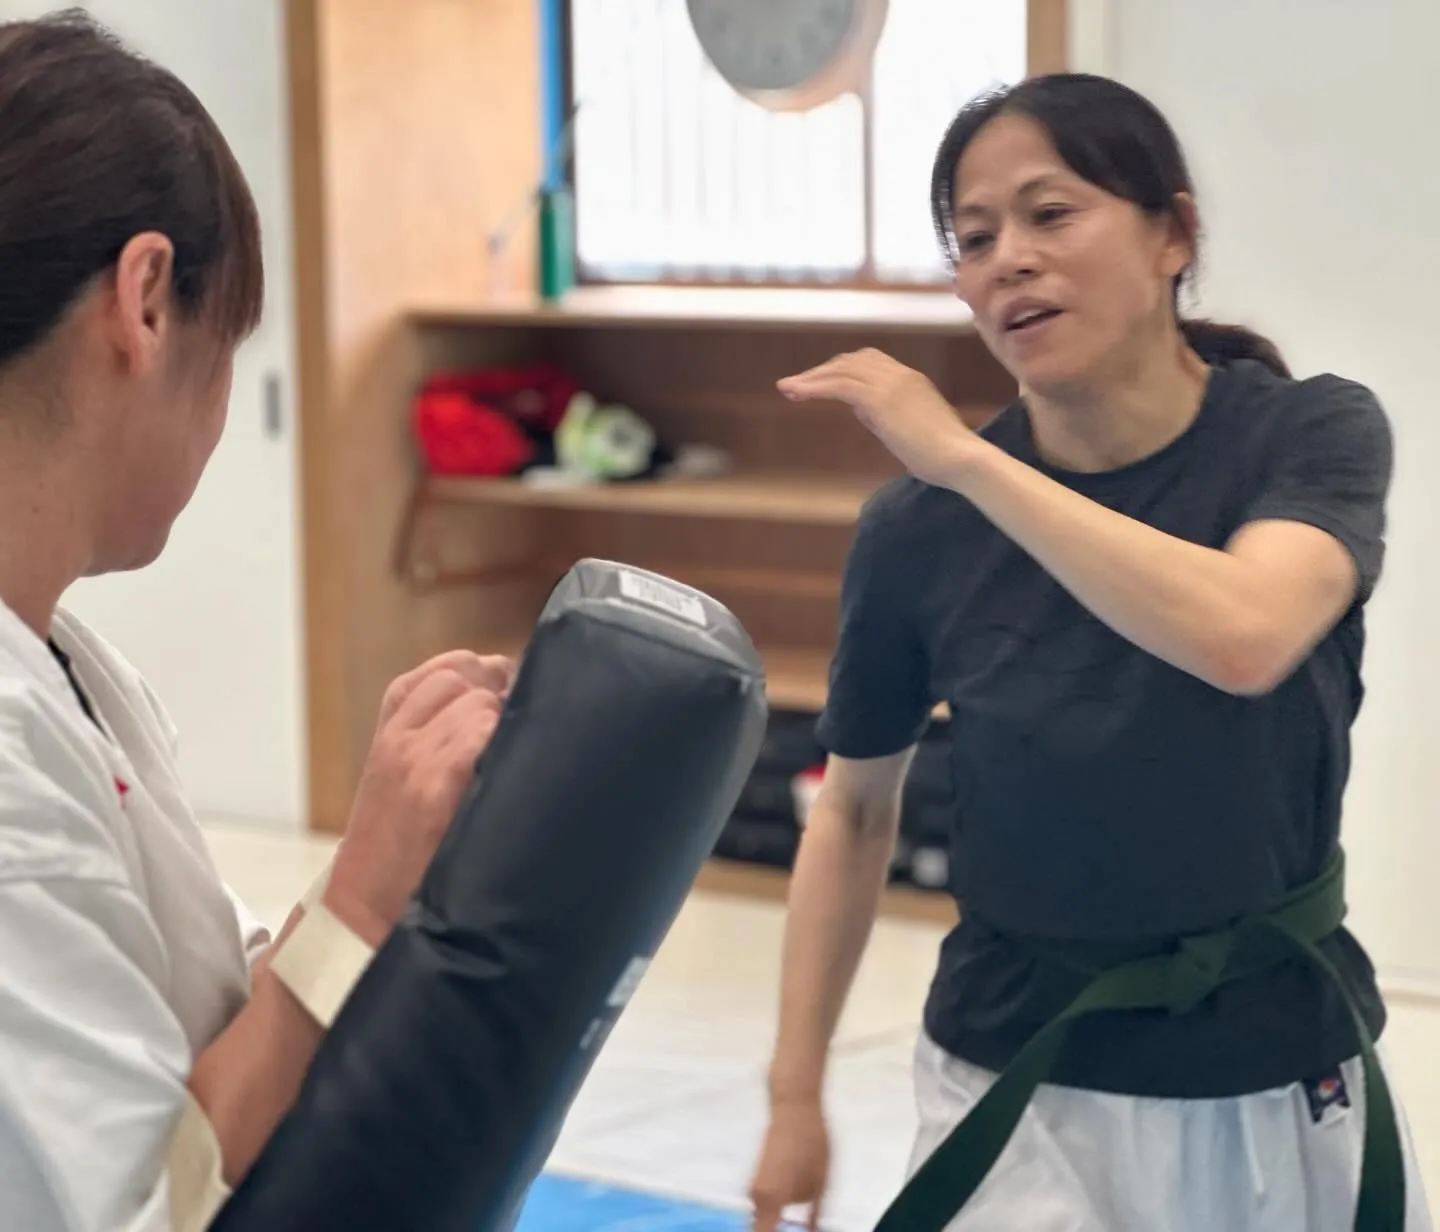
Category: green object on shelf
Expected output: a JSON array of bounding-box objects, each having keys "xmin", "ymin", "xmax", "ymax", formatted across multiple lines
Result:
[
  {"xmin": 554, "ymin": 392, "xmax": 656, "ymax": 480},
  {"xmin": 538, "ymin": 185, "xmax": 575, "ymax": 301}
]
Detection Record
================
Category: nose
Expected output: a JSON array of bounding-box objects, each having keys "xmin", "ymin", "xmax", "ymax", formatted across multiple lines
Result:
[{"xmin": 990, "ymin": 221, "xmax": 1040, "ymax": 286}]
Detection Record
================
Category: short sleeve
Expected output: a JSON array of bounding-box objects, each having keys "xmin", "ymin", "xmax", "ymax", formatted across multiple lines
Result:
[
  {"xmin": 815, "ymin": 489, "xmax": 933, "ymax": 759},
  {"xmin": 1241, "ymin": 376, "xmax": 1393, "ymax": 601}
]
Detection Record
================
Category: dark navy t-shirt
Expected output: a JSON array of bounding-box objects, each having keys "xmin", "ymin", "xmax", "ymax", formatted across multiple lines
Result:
[{"xmin": 816, "ymin": 358, "xmax": 1393, "ymax": 1098}]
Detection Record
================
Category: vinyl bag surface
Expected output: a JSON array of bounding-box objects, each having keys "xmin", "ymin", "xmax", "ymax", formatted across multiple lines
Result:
[{"xmin": 213, "ymin": 559, "xmax": 768, "ymax": 1231}]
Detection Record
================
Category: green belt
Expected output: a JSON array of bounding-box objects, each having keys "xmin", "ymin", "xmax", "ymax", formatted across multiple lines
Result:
[{"xmin": 874, "ymin": 849, "xmax": 1404, "ymax": 1232}]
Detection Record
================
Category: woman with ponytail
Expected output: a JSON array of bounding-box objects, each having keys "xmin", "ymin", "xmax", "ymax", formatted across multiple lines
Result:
[{"xmin": 750, "ymin": 74, "xmax": 1431, "ymax": 1231}]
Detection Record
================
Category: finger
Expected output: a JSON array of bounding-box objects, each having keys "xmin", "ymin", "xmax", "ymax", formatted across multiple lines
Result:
[
  {"xmin": 382, "ymin": 652, "xmax": 513, "ymax": 726},
  {"xmin": 424, "ymin": 684, "xmax": 500, "ymax": 745},
  {"xmin": 416, "ymin": 651, "xmax": 512, "ymax": 699},
  {"xmin": 778, "ymin": 371, "xmax": 868, "ymax": 404},
  {"xmin": 380, "ymin": 656, "xmax": 453, "ymax": 727},
  {"xmin": 386, "ymin": 668, "xmax": 476, "ymax": 730},
  {"xmin": 431, "ymin": 692, "xmax": 502, "ymax": 761},
  {"xmin": 777, "ymin": 354, "xmax": 853, "ymax": 392},
  {"xmin": 387, "ymin": 650, "xmax": 512, "ymax": 706},
  {"xmin": 467, "ymin": 653, "xmax": 515, "ymax": 695},
  {"xmin": 750, "ymin": 1199, "xmax": 779, "ymax": 1232}
]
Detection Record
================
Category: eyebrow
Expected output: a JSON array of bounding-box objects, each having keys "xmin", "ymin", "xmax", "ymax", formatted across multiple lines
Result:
[{"xmin": 953, "ymin": 174, "xmax": 1067, "ymax": 221}]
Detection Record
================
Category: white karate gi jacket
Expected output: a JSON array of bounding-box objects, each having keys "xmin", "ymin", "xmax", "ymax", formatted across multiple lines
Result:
[{"xmin": 0, "ymin": 600, "xmax": 268, "ymax": 1231}]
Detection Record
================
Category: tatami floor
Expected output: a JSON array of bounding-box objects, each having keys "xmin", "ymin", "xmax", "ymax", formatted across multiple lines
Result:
[{"xmin": 203, "ymin": 818, "xmax": 1440, "ymax": 1229}]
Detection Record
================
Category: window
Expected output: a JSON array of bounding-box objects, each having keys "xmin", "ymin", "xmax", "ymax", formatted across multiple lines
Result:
[{"xmin": 567, "ymin": 0, "xmax": 1031, "ymax": 287}]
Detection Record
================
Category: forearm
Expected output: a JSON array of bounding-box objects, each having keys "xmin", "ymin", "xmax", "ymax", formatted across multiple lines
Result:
[
  {"xmin": 187, "ymin": 894, "xmax": 386, "ymax": 1189},
  {"xmin": 939, "ymin": 439, "xmax": 1285, "ymax": 691},
  {"xmin": 186, "ymin": 963, "xmax": 324, "ymax": 1189},
  {"xmin": 768, "ymin": 800, "xmax": 897, "ymax": 1101}
]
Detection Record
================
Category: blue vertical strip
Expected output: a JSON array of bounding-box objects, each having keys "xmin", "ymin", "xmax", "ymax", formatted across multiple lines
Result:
[{"xmin": 538, "ymin": 0, "xmax": 565, "ymax": 187}]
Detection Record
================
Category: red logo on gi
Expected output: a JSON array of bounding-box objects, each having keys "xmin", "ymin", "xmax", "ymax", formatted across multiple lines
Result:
[
  {"xmin": 1304, "ymin": 1068, "xmax": 1351, "ymax": 1124},
  {"xmin": 115, "ymin": 777, "xmax": 130, "ymax": 801}
]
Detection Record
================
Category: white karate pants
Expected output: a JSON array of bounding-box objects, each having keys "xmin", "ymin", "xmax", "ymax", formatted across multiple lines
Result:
[{"xmin": 907, "ymin": 1031, "xmax": 1434, "ymax": 1232}]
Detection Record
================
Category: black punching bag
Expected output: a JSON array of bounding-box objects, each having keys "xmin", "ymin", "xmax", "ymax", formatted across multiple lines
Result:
[{"xmin": 213, "ymin": 560, "xmax": 768, "ymax": 1231}]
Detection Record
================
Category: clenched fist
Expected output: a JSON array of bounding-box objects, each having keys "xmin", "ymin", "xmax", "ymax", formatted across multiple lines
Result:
[{"xmin": 325, "ymin": 650, "xmax": 514, "ymax": 945}]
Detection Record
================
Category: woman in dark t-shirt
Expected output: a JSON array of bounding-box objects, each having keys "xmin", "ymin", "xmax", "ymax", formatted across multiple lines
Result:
[{"xmin": 748, "ymin": 74, "xmax": 1431, "ymax": 1232}]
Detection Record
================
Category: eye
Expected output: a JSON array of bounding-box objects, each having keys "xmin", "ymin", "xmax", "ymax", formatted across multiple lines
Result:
[
  {"xmin": 954, "ymin": 230, "xmax": 993, "ymax": 258},
  {"xmin": 1032, "ymin": 203, "xmax": 1073, "ymax": 227}
]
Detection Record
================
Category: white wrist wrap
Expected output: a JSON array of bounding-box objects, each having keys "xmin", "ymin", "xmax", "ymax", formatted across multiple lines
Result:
[{"xmin": 269, "ymin": 898, "xmax": 375, "ymax": 1028}]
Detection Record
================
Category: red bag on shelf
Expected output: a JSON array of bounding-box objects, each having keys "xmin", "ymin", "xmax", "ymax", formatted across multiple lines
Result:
[
  {"xmin": 414, "ymin": 391, "xmax": 536, "ymax": 477},
  {"xmin": 413, "ymin": 364, "xmax": 582, "ymax": 477}
]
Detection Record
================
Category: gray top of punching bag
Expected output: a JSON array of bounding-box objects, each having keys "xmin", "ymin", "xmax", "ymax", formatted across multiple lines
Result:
[{"xmin": 537, "ymin": 559, "xmax": 765, "ymax": 690}]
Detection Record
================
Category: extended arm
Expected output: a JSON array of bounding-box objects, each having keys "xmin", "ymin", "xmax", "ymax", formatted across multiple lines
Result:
[
  {"xmin": 781, "ymin": 352, "xmax": 1390, "ymax": 697},
  {"xmin": 766, "ymin": 749, "xmax": 918, "ymax": 1102},
  {"xmin": 934, "ymin": 442, "xmax": 1356, "ymax": 694}
]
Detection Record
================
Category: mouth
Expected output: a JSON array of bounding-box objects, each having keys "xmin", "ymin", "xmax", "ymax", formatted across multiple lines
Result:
[{"xmin": 1003, "ymin": 306, "xmax": 1064, "ymax": 334}]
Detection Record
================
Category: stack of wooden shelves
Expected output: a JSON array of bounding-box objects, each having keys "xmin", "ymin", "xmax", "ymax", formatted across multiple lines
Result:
[
  {"xmin": 283, "ymin": 0, "xmax": 1058, "ymax": 921},
  {"xmin": 399, "ymin": 285, "xmax": 1014, "ymax": 721},
  {"xmin": 386, "ymin": 287, "xmax": 1013, "ymax": 925}
]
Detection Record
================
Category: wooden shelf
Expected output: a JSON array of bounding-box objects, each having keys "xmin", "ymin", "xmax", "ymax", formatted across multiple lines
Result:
[
  {"xmin": 760, "ymin": 645, "xmax": 833, "ymax": 711},
  {"xmin": 423, "ymin": 471, "xmax": 882, "ymax": 526},
  {"xmin": 410, "ymin": 283, "xmax": 977, "ymax": 336},
  {"xmin": 695, "ymin": 857, "xmax": 958, "ymax": 926}
]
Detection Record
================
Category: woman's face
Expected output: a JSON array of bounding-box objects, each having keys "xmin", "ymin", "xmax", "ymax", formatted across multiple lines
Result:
[
  {"xmin": 98, "ymin": 324, "xmax": 234, "ymax": 573},
  {"xmin": 79, "ymin": 236, "xmax": 238, "ymax": 574},
  {"xmin": 948, "ymin": 113, "xmax": 1194, "ymax": 395}
]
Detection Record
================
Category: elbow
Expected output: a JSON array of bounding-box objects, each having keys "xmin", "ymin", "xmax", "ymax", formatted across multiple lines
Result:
[
  {"xmin": 1197, "ymin": 628, "xmax": 1299, "ymax": 698},
  {"xmin": 813, "ymin": 787, "xmax": 900, "ymax": 844},
  {"xmin": 808, "ymin": 750, "xmax": 913, "ymax": 841}
]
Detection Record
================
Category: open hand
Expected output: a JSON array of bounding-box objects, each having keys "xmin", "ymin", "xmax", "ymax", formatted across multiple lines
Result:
[{"xmin": 778, "ymin": 348, "xmax": 976, "ymax": 487}]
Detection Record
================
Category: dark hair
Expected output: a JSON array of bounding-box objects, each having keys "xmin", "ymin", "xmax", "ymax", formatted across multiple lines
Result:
[
  {"xmin": 0, "ymin": 10, "xmax": 263, "ymax": 371},
  {"xmin": 929, "ymin": 72, "xmax": 1289, "ymax": 379}
]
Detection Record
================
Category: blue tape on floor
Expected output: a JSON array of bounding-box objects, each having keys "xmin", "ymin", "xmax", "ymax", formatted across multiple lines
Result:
[{"xmin": 515, "ymin": 1174, "xmax": 748, "ymax": 1230}]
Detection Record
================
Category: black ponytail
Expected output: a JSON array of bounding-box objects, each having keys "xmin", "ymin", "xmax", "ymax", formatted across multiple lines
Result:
[
  {"xmin": 1179, "ymin": 319, "xmax": 1290, "ymax": 378},
  {"xmin": 930, "ymin": 73, "xmax": 1289, "ymax": 379}
]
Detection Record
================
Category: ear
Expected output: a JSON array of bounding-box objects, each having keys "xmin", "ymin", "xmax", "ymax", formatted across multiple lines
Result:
[
  {"xmin": 108, "ymin": 232, "xmax": 176, "ymax": 376},
  {"xmin": 1159, "ymin": 192, "xmax": 1200, "ymax": 280}
]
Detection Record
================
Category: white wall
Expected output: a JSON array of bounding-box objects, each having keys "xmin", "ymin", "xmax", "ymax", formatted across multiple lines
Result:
[
  {"xmin": 1075, "ymin": 0, "xmax": 1440, "ymax": 990},
  {"xmin": 0, "ymin": 1, "xmax": 306, "ymax": 828}
]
